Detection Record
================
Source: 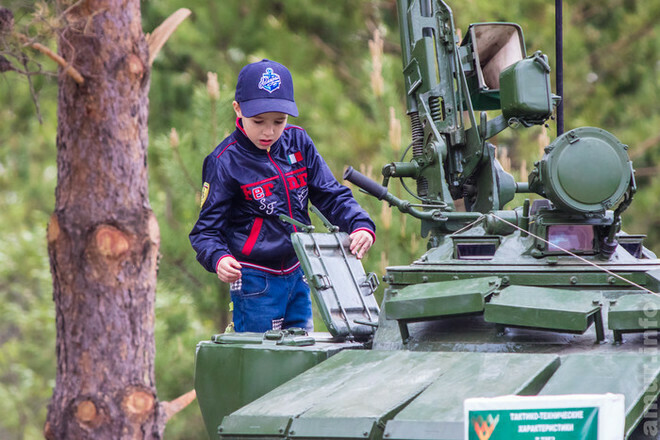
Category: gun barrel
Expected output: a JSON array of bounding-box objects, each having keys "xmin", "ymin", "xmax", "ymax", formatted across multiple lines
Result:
[
  {"xmin": 344, "ymin": 166, "xmax": 427, "ymax": 219},
  {"xmin": 344, "ymin": 167, "xmax": 389, "ymax": 200}
]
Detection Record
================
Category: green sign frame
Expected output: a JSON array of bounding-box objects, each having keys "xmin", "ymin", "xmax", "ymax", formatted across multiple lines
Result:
[{"xmin": 467, "ymin": 407, "xmax": 598, "ymax": 440}]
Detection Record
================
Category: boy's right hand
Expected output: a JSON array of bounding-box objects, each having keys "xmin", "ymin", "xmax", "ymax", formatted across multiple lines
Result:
[{"xmin": 217, "ymin": 256, "xmax": 242, "ymax": 283}]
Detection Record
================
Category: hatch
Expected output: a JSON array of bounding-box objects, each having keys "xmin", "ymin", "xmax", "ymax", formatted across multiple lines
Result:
[{"xmin": 286, "ymin": 207, "xmax": 380, "ymax": 341}]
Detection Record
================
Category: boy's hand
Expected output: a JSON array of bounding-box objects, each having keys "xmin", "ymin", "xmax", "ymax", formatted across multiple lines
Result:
[
  {"xmin": 349, "ymin": 230, "xmax": 374, "ymax": 260},
  {"xmin": 217, "ymin": 256, "xmax": 242, "ymax": 283}
]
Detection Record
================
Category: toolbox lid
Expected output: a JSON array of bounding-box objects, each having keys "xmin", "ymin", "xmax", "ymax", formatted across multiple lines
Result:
[{"xmin": 291, "ymin": 231, "xmax": 380, "ymax": 341}]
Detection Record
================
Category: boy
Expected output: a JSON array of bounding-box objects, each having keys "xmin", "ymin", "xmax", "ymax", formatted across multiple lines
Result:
[{"xmin": 189, "ymin": 59, "xmax": 376, "ymax": 333}]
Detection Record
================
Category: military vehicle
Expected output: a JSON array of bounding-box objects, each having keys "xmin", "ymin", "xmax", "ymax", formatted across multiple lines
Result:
[{"xmin": 194, "ymin": 1, "xmax": 660, "ymax": 439}]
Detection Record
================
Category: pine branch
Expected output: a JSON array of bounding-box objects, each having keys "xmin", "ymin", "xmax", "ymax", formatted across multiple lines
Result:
[
  {"xmin": 146, "ymin": 8, "xmax": 191, "ymax": 66},
  {"xmin": 21, "ymin": 53, "xmax": 43, "ymax": 123},
  {"xmin": 162, "ymin": 389, "xmax": 197, "ymax": 422},
  {"xmin": 18, "ymin": 33, "xmax": 84, "ymax": 84}
]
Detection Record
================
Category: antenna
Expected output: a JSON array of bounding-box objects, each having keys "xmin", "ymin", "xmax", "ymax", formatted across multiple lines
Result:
[{"xmin": 555, "ymin": 0, "xmax": 564, "ymax": 136}]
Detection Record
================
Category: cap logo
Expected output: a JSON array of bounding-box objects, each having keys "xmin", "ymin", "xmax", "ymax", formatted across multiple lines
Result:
[{"xmin": 258, "ymin": 68, "xmax": 281, "ymax": 93}]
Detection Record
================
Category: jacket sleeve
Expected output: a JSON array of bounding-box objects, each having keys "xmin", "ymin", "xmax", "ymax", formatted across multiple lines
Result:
[
  {"xmin": 189, "ymin": 155, "xmax": 235, "ymax": 273},
  {"xmin": 303, "ymin": 135, "xmax": 376, "ymax": 240}
]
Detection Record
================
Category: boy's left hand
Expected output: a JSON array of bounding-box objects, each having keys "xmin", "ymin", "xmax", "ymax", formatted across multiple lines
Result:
[{"xmin": 349, "ymin": 230, "xmax": 374, "ymax": 260}]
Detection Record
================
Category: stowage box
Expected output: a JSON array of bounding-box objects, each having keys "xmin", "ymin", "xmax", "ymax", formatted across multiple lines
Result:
[
  {"xmin": 195, "ymin": 332, "xmax": 360, "ymax": 439},
  {"xmin": 499, "ymin": 50, "xmax": 553, "ymax": 125}
]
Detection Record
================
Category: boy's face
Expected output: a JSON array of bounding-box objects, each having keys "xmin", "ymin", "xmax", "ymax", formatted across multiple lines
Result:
[{"xmin": 233, "ymin": 102, "xmax": 288, "ymax": 150}]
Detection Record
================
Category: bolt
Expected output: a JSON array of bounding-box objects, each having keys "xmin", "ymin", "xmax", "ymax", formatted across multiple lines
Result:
[
  {"xmin": 422, "ymin": 276, "xmax": 428, "ymax": 282},
  {"xmin": 608, "ymin": 276, "xmax": 616, "ymax": 285},
  {"xmin": 570, "ymin": 276, "xmax": 578, "ymax": 285}
]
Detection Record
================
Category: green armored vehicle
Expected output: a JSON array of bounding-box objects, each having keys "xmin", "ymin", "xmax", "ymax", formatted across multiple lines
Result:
[{"xmin": 195, "ymin": 1, "xmax": 660, "ymax": 439}]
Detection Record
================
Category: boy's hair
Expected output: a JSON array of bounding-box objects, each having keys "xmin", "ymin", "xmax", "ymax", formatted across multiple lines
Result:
[{"xmin": 235, "ymin": 59, "xmax": 298, "ymax": 118}]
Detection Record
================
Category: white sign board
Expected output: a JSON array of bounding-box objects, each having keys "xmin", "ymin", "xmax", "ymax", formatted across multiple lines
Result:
[{"xmin": 464, "ymin": 394, "xmax": 624, "ymax": 440}]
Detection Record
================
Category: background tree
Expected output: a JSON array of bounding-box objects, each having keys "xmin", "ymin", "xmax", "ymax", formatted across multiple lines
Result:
[
  {"xmin": 43, "ymin": 0, "xmax": 165, "ymax": 437},
  {"xmin": 0, "ymin": 1, "xmax": 189, "ymax": 438}
]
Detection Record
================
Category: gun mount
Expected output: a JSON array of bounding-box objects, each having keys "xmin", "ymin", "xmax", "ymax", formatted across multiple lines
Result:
[
  {"xmin": 346, "ymin": 0, "xmax": 635, "ymax": 250},
  {"xmin": 194, "ymin": 2, "xmax": 660, "ymax": 439}
]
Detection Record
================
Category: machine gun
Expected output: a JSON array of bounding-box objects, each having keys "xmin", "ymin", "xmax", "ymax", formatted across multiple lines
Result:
[{"xmin": 345, "ymin": 0, "xmax": 636, "ymax": 261}]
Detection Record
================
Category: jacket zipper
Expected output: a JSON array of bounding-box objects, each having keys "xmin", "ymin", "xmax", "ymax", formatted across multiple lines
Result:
[{"xmin": 267, "ymin": 150, "xmax": 297, "ymax": 233}]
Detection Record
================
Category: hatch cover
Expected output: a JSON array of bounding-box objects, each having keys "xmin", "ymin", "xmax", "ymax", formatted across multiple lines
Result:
[{"xmin": 291, "ymin": 231, "xmax": 379, "ymax": 341}]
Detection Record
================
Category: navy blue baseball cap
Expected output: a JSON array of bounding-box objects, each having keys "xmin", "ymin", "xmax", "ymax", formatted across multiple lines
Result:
[{"xmin": 234, "ymin": 59, "xmax": 298, "ymax": 118}]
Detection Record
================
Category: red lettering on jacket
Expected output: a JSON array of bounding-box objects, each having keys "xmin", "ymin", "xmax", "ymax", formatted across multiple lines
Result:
[
  {"xmin": 241, "ymin": 179, "xmax": 278, "ymax": 201},
  {"xmin": 287, "ymin": 176, "xmax": 300, "ymax": 190},
  {"xmin": 240, "ymin": 168, "xmax": 307, "ymax": 200},
  {"xmin": 285, "ymin": 169, "xmax": 307, "ymax": 190},
  {"xmin": 262, "ymin": 182, "xmax": 275, "ymax": 197}
]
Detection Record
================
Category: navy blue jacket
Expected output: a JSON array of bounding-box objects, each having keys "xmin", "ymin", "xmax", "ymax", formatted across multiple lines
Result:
[{"xmin": 190, "ymin": 119, "xmax": 376, "ymax": 275}]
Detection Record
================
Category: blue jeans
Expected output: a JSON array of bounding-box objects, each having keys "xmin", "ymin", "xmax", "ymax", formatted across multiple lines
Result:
[{"xmin": 230, "ymin": 267, "xmax": 313, "ymax": 333}]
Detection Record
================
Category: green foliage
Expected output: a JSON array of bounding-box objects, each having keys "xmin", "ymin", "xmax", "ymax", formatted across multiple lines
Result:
[
  {"xmin": 0, "ymin": 73, "xmax": 57, "ymax": 439},
  {"xmin": 154, "ymin": 281, "xmax": 210, "ymax": 439},
  {"xmin": 1, "ymin": 0, "xmax": 659, "ymax": 438}
]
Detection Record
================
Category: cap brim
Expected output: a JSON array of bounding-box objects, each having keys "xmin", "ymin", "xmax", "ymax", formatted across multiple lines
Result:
[{"xmin": 240, "ymin": 98, "xmax": 299, "ymax": 118}]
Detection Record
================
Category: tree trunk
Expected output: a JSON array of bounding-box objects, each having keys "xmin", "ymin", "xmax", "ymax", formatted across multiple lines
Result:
[{"xmin": 46, "ymin": 1, "xmax": 163, "ymax": 438}]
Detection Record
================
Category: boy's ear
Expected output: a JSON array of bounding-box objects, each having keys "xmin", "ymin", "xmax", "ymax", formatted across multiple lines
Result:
[{"xmin": 232, "ymin": 101, "xmax": 242, "ymax": 118}]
